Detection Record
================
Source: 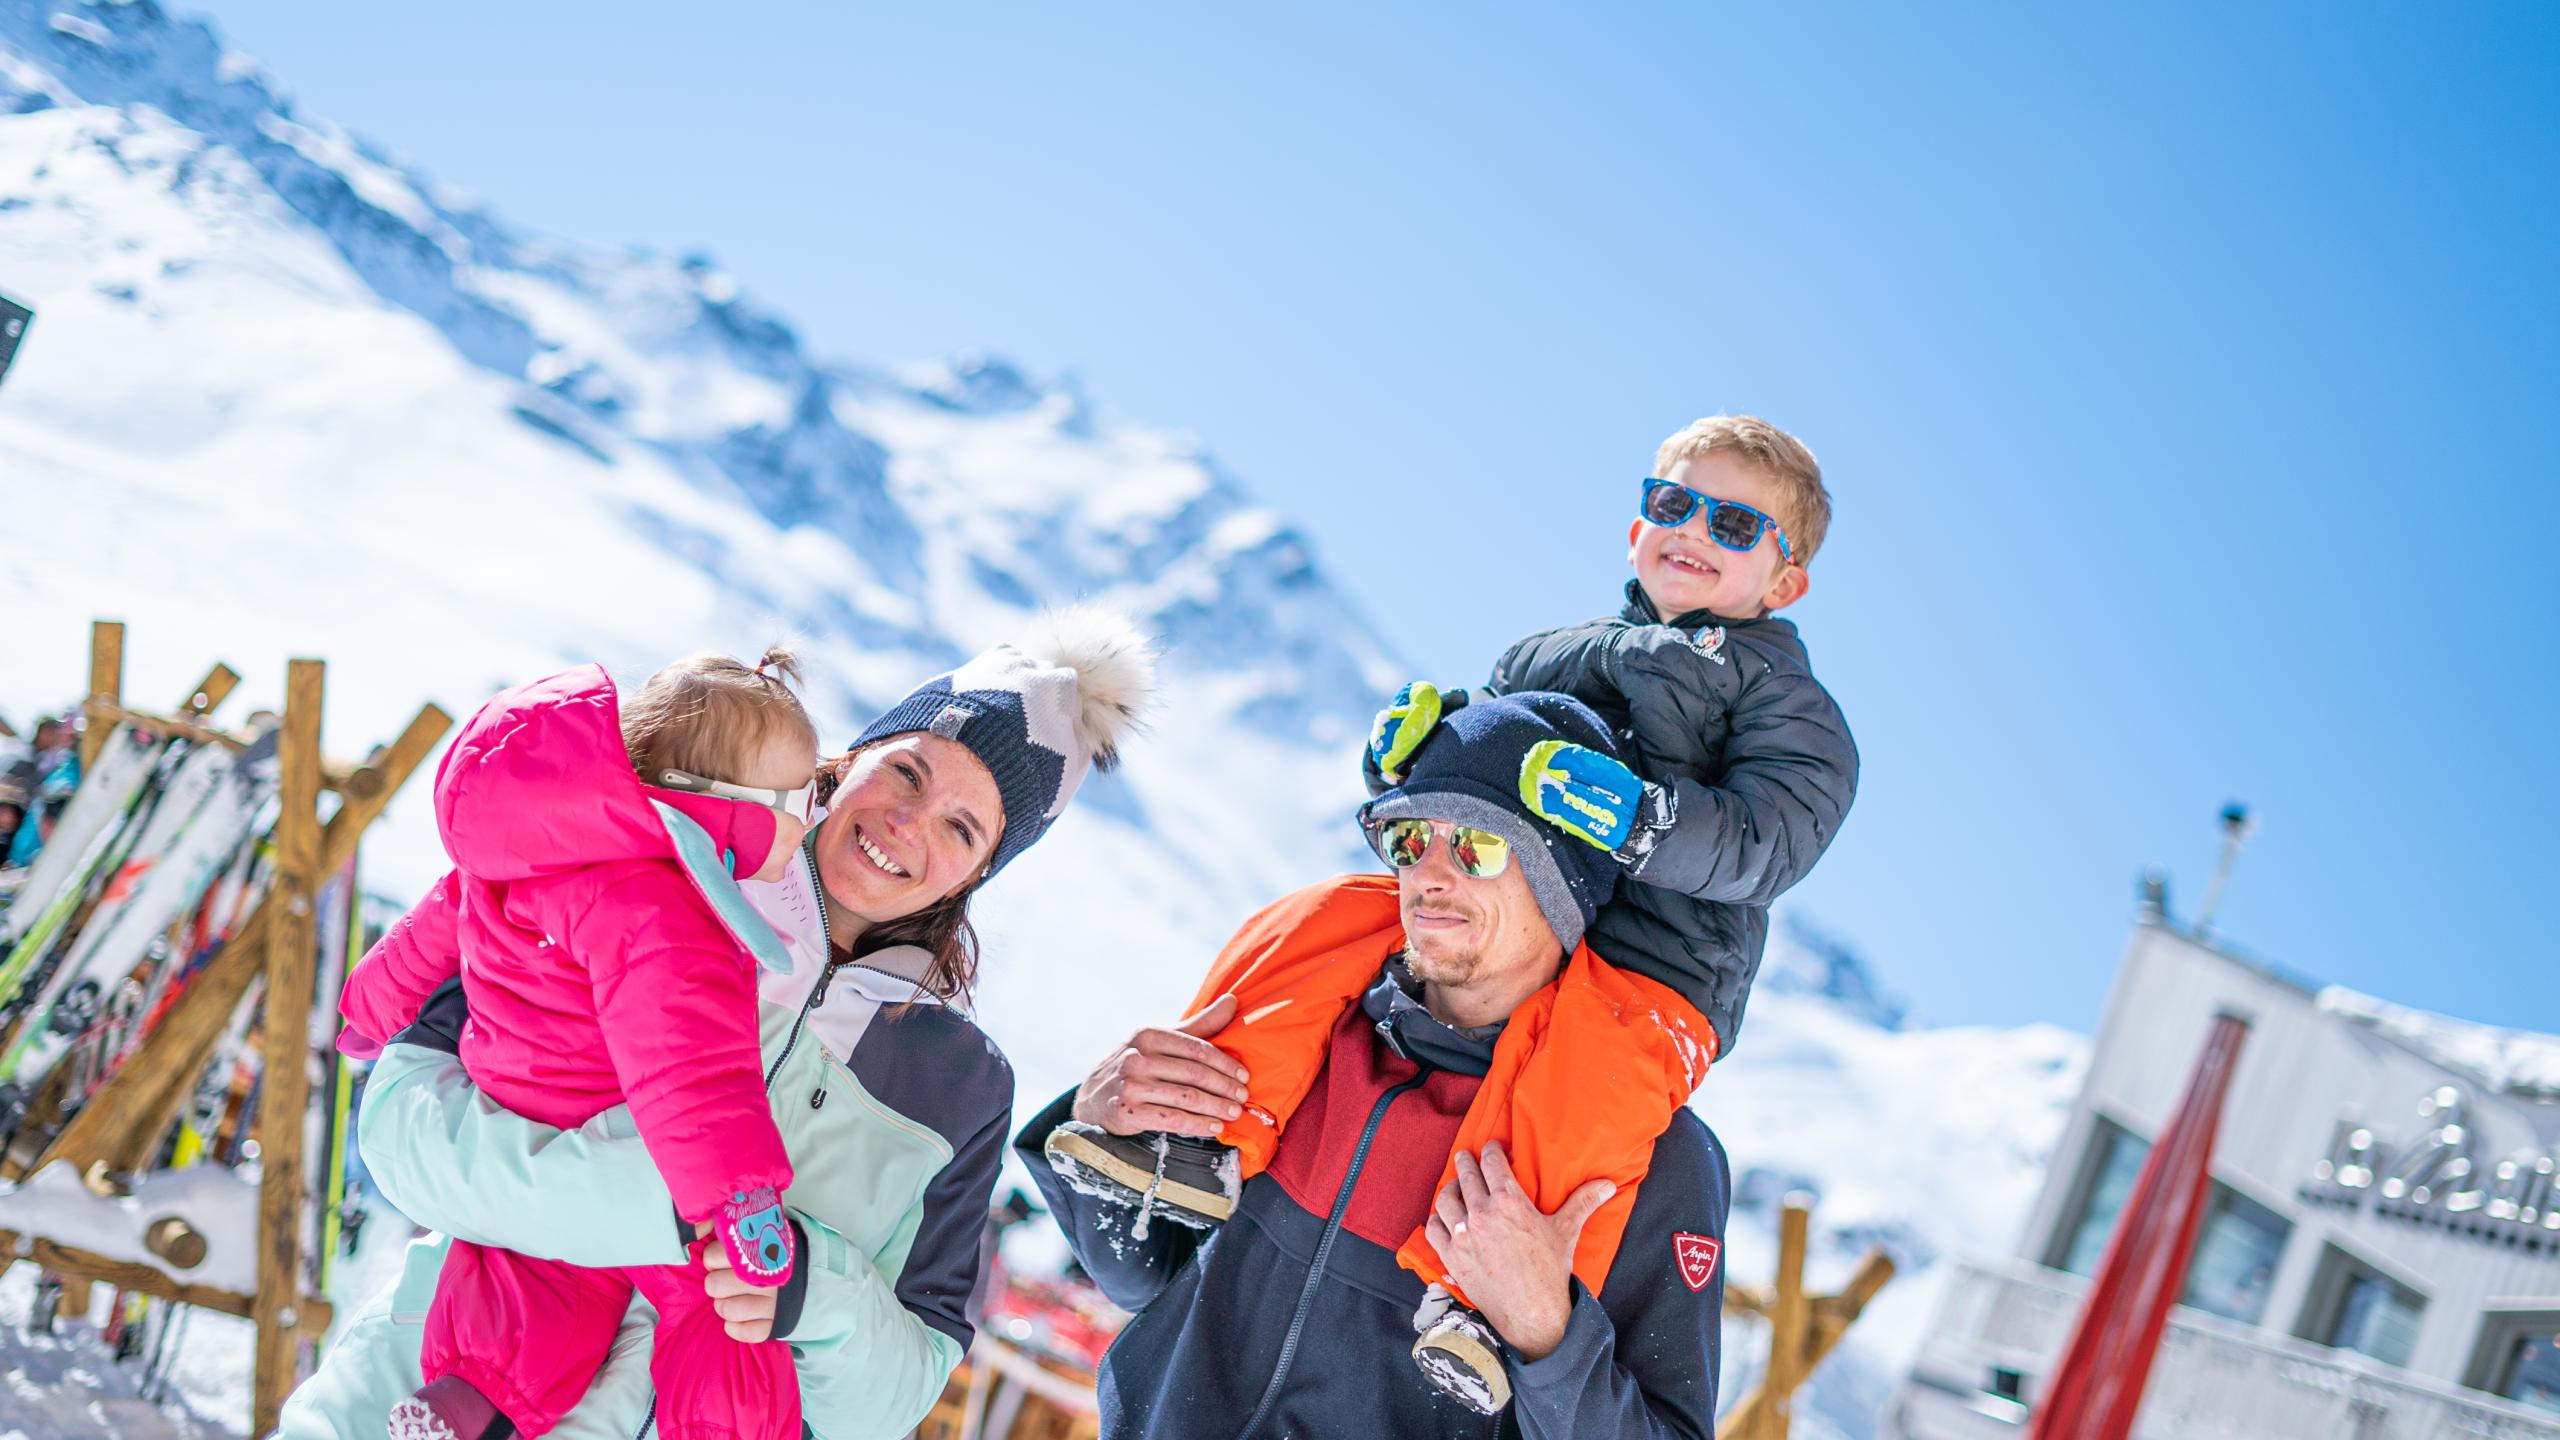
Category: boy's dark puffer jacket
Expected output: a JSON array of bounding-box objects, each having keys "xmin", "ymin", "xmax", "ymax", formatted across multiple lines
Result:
[{"xmin": 1486, "ymin": 580, "xmax": 1859, "ymax": 1056}]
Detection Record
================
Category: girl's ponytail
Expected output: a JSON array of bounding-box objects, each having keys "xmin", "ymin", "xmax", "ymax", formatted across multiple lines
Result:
[{"xmin": 752, "ymin": 645, "xmax": 805, "ymax": 690}]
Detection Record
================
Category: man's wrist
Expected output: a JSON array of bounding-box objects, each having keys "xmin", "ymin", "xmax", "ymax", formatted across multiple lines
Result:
[{"xmin": 1490, "ymin": 1285, "xmax": 1577, "ymax": 1362}]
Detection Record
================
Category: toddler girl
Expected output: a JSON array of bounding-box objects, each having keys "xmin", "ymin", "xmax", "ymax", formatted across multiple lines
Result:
[{"xmin": 339, "ymin": 652, "xmax": 817, "ymax": 1440}]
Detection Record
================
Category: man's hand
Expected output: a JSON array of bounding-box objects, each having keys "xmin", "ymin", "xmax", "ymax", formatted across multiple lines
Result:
[
  {"xmin": 1071, "ymin": 993, "xmax": 1249, "ymax": 1137},
  {"xmin": 698, "ymin": 1223, "xmax": 780, "ymax": 1343},
  {"xmin": 1424, "ymin": 1143, "xmax": 1615, "ymax": 1362}
]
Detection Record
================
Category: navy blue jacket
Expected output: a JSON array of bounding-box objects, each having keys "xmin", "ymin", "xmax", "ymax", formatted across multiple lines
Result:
[{"xmin": 1019, "ymin": 965, "xmax": 1733, "ymax": 1439}]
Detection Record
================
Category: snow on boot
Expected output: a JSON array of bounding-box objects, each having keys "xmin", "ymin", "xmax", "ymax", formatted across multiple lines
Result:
[
  {"xmin": 716, "ymin": 1184, "xmax": 796, "ymax": 1286},
  {"xmin": 1043, "ymin": 1121, "xmax": 1237, "ymax": 1229},
  {"xmin": 388, "ymin": 1375, "xmax": 514, "ymax": 1440},
  {"xmin": 1412, "ymin": 1301, "xmax": 1511, "ymax": 1415}
]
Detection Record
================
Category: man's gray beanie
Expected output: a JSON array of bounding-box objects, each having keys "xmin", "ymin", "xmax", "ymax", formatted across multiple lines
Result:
[{"xmin": 1358, "ymin": 691, "xmax": 1624, "ymax": 951}]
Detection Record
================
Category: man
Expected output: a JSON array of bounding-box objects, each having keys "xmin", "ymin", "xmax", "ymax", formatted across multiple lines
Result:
[{"xmin": 1021, "ymin": 693, "xmax": 1731, "ymax": 1438}]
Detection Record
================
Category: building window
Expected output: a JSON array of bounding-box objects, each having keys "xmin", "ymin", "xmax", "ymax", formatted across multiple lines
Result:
[
  {"xmin": 2053, "ymin": 1120, "xmax": 2147, "ymax": 1276},
  {"xmin": 2297, "ymin": 1244, "xmax": 2424, "ymax": 1369},
  {"xmin": 2504, "ymin": 1334, "xmax": 2560, "ymax": 1416},
  {"xmin": 2181, "ymin": 1186, "xmax": 2290, "ymax": 1326},
  {"xmin": 2048, "ymin": 1118, "xmax": 2293, "ymax": 1327},
  {"xmin": 2468, "ymin": 1313, "xmax": 2560, "ymax": 1417}
]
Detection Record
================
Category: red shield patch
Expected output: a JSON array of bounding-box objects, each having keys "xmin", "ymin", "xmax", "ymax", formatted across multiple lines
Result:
[{"xmin": 1673, "ymin": 1233, "xmax": 1720, "ymax": 1292}]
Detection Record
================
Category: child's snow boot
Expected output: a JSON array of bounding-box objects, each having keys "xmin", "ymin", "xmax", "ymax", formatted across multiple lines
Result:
[
  {"xmin": 1043, "ymin": 1121, "xmax": 1237, "ymax": 1228},
  {"xmin": 1411, "ymin": 1284, "xmax": 1511, "ymax": 1415}
]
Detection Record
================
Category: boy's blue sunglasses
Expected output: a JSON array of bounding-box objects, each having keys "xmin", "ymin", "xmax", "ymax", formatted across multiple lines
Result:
[{"xmin": 1639, "ymin": 479, "xmax": 1795, "ymax": 564}]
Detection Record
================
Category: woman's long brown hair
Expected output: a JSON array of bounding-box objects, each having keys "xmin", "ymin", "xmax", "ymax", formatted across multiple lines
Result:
[{"xmin": 813, "ymin": 744, "xmax": 983, "ymax": 1005}]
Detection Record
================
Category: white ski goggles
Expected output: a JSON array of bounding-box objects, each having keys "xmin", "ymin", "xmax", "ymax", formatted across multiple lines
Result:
[{"xmin": 653, "ymin": 767, "xmax": 817, "ymax": 818}]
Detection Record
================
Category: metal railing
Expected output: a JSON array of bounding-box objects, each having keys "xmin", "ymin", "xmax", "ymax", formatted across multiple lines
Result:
[{"xmin": 1911, "ymin": 1255, "xmax": 2560, "ymax": 1440}]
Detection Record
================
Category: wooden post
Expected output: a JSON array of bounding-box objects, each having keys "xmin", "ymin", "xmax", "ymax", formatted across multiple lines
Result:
[
  {"xmin": 80, "ymin": 620, "xmax": 123, "ymax": 770},
  {"xmin": 249, "ymin": 658, "xmax": 324, "ymax": 1437},
  {"xmin": 54, "ymin": 1272, "xmax": 91, "ymax": 1321},
  {"xmin": 1762, "ymin": 1198, "xmax": 1811, "ymax": 1439},
  {"xmin": 1715, "ymin": 1198, "xmax": 1897, "ymax": 1439},
  {"xmin": 179, "ymin": 663, "xmax": 241, "ymax": 718}
]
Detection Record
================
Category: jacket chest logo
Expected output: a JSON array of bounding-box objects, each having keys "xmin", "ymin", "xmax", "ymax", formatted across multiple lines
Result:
[
  {"xmin": 1673, "ymin": 1233, "xmax": 1720, "ymax": 1292},
  {"xmin": 1690, "ymin": 626, "xmax": 1728, "ymax": 664}
]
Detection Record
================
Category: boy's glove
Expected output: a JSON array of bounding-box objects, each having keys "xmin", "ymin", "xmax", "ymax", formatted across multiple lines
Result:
[
  {"xmin": 1518, "ymin": 739, "xmax": 1642, "ymax": 852},
  {"xmin": 1369, "ymin": 682, "xmax": 1445, "ymax": 785},
  {"xmin": 715, "ymin": 1184, "xmax": 798, "ymax": 1288}
]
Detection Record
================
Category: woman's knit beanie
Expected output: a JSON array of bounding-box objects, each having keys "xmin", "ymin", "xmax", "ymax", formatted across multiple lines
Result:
[{"xmin": 853, "ymin": 607, "xmax": 1158, "ymax": 877}]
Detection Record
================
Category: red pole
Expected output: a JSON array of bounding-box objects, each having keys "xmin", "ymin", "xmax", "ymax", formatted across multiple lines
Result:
[{"xmin": 2028, "ymin": 1011, "xmax": 2251, "ymax": 1440}]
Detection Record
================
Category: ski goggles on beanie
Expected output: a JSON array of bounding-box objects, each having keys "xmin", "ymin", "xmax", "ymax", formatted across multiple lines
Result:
[
  {"xmin": 1639, "ymin": 479, "xmax": 1795, "ymax": 563},
  {"xmin": 1364, "ymin": 816, "xmax": 1513, "ymax": 879}
]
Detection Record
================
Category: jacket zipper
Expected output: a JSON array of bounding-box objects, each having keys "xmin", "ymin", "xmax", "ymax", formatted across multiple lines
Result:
[
  {"xmin": 639, "ymin": 846, "xmax": 833, "ymax": 1439},
  {"xmin": 763, "ymin": 836, "xmax": 833, "ymax": 1089},
  {"xmin": 1231, "ymin": 1063, "xmax": 1436, "ymax": 1440}
]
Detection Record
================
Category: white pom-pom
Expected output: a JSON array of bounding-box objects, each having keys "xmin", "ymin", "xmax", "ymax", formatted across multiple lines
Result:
[{"xmin": 1014, "ymin": 606, "xmax": 1159, "ymax": 770}]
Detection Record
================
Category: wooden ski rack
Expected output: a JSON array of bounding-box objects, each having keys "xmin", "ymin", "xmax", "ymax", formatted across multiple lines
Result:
[
  {"xmin": 0, "ymin": 619, "xmax": 453, "ymax": 1435},
  {"xmin": 1716, "ymin": 1194, "xmax": 1896, "ymax": 1440}
]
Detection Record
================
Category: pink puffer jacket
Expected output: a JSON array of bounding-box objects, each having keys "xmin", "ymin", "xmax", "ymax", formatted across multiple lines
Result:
[{"xmin": 338, "ymin": 665, "xmax": 792, "ymax": 1220}]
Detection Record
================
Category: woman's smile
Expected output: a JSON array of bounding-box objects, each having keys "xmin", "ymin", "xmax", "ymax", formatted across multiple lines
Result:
[{"xmin": 851, "ymin": 823, "xmax": 912, "ymax": 879}]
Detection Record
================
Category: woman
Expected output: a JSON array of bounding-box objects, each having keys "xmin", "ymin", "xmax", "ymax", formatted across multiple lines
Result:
[{"xmin": 283, "ymin": 609, "xmax": 1157, "ymax": 1440}]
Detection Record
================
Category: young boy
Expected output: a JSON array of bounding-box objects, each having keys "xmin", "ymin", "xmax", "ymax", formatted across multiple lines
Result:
[
  {"xmin": 1451, "ymin": 412, "xmax": 1859, "ymax": 1058},
  {"xmin": 1047, "ymin": 415, "xmax": 1857, "ymax": 1407}
]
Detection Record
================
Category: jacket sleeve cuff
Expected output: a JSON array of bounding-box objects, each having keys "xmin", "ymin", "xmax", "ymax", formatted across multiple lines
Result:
[
  {"xmin": 1507, "ymin": 1280, "xmax": 1612, "ymax": 1393},
  {"xmin": 771, "ymin": 1216, "xmax": 814, "ymax": 1340},
  {"xmin": 389, "ymin": 977, "xmax": 469, "ymax": 1055}
]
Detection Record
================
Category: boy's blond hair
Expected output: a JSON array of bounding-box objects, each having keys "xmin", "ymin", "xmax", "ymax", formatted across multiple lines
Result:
[
  {"xmin": 1654, "ymin": 415, "xmax": 1832, "ymax": 566},
  {"xmin": 621, "ymin": 646, "xmax": 818, "ymax": 783}
]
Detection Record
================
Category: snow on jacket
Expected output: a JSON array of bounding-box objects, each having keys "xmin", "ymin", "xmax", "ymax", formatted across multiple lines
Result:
[
  {"xmin": 1487, "ymin": 580, "xmax": 1859, "ymax": 1056},
  {"xmin": 335, "ymin": 663, "xmax": 793, "ymax": 1220},
  {"xmin": 285, "ymin": 830, "xmax": 1014, "ymax": 1440},
  {"xmin": 1020, "ymin": 964, "xmax": 1732, "ymax": 1440}
]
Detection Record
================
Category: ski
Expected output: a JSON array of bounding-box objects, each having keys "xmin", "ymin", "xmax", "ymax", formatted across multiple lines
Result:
[
  {"xmin": 312, "ymin": 859, "xmax": 360, "ymax": 1295},
  {"xmin": 1, "ymin": 725, "xmax": 280, "ymax": 1083},
  {"xmin": 0, "ymin": 726, "xmax": 168, "ymax": 1001}
]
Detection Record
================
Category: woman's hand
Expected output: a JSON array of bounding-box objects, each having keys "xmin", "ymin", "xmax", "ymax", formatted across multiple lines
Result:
[
  {"xmin": 698, "ymin": 1222, "xmax": 781, "ymax": 1342},
  {"xmin": 1424, "ymin": 1143, "xmax": 1615, "ymax": 1362},
  {"xmin": 1071, "ymin": 993, "xmax": 1249, "ymax": 1137}
]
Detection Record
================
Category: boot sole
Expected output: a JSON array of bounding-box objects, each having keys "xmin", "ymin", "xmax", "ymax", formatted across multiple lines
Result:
[
  {"xmin": 1413, "ymin": 1317, "xmax": 1512, "ymax": 1414},
  {"xmin": 1044, "ymin": 1128, "xmax": 1235, "ymax": 1222}
]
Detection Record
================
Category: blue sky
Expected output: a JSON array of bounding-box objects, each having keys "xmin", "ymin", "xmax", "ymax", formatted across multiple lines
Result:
[{"xmin": 187, "ymin": 1, "xmax": 2557, "ymax": 1038}]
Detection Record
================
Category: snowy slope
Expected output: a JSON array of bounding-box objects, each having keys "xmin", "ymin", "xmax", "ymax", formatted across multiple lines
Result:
[{"xmin": 0, "ymin": 4, "xmax": 2090, "ymax": 1434}]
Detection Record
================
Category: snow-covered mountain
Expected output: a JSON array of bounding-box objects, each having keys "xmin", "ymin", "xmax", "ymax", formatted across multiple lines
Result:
[{"xmin": 0, "ymin": 4, "xmax": 2090, "ymax": 1433}]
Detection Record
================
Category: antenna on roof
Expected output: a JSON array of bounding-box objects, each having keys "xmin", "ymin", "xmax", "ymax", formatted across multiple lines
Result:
[{"xmin": 2192, "ymin": 802, "xmax": 2254, "ymax": 939}]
